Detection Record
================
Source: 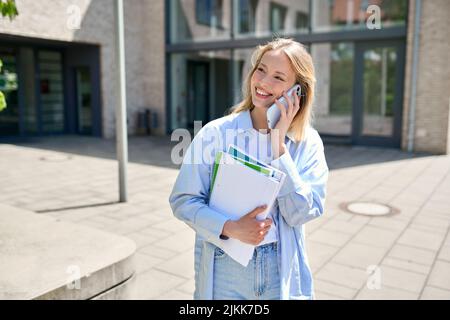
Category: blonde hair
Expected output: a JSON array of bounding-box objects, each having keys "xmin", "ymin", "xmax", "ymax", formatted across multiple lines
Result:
[{"xmin": 230, "ymin": 38, "xmax": 316, "ymax": 142}]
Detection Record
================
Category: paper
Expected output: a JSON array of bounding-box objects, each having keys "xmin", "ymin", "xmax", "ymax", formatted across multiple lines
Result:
[{"xmin": 208, "ymin": 146, "xmax": 286, "ymax": 266}]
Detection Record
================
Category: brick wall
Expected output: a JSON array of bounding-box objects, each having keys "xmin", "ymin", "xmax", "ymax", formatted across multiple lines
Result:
[
  {"xmin": 0, "ymin": 0, "xmax": 166, "ymax": 138},
  {"xmin": 402, "ymin": 0, "xmax": 450, "ymax": 154}
]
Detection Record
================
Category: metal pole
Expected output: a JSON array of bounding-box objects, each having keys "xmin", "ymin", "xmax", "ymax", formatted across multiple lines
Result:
[
  {"xmin": 408, "ymin": 0, "xmax": 421, "ymax": 153},
  {"xmin": 115, "ymin": 0, "xmax": 128, "ymax": 202},
  {"xmin": 381, "ymin": 48, "xmax": 387, "ymax": 117}
]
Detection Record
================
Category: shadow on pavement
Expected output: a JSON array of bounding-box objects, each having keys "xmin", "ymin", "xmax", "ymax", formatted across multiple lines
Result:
[{"xmin": 0, "ymin": 134, "xmax": 434, "ymax": 171}]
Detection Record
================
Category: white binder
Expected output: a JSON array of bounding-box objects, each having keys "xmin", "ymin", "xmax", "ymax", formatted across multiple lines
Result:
[{"xmin": 208, "ymin": 150, "xmax": 286, "ymax": 266}]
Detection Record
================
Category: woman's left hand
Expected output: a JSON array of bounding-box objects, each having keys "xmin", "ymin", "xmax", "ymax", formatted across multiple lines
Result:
[{"xmin": 271, "ymin": 91, "xmax": 301, "ymax": 159}]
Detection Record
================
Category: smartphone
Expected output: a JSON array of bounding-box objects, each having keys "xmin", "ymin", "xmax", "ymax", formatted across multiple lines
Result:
[{"xmin": 266, "ymin": 84, "xmax": 301, "ymax": 129}]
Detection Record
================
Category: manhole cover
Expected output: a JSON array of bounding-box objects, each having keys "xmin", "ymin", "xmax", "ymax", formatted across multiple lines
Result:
[
  {"xmin": 39, "ymin": 154, "xmax": 72, "ymax": 162},
  {"xmin": 340, "ymin": 201, "xmax": 399, "ymax": 217}
]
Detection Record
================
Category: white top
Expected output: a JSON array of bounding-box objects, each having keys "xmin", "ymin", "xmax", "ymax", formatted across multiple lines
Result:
[{"xmin": 247, "ymin": 128, "xmax": 278, "ymax": 246}]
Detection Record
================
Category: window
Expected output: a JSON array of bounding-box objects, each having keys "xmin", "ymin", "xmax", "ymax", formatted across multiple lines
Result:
[
  {"xmin": 196, "ymin": 0, "xmax": 223, "ymax": 28},
  {"xmin": 311, "ymin": 42, "xmax": 354, "ymax": 136},
  {"xmin": 170, "ymin": 50, "xmax": 233, "ymax": 131},
  {"xmin": 238, "ymin": 0, "xmax": 258, "ymax": 34},
  {"xmin": 270, "ymin": 2, "xmax": 287, "ymax": 33},
  {"xmin": 296, "ymin": 11, "xmax": 308, "ymax": 30},
  {"xmin": 171, "ymin": 0, "xmax": 231, "ymax": 43},
  {"xmin": 313, "ymin": 0, "xmax": 408, "ymax": 32}
]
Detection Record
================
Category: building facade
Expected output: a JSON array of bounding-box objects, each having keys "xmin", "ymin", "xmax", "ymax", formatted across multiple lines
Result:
[
  {"xmin": 0, "ymin": 0, "xmax": 449, "ymax": 154},
  {"xmin": 0, "ymin": 0, "xmax": 166, "ymax": 138}
]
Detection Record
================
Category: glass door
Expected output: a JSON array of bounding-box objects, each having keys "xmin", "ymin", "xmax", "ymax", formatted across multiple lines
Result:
[
  {"xmin": 353, "ymin": 41, "xmax": 405, "ymax": 147},
  {"xmin": 187, "ymin": 61, "xmax": 209, "ymax": 129},
  {"xmin": 38, "ymin": 50, "xmax": 64, "ymax": 133},
  {"xmin": 19, "ymin": 47, "xmax": 38, "ymax": 135},
  {"xmin": 75, "ymin": 67, "xmax": 93, "ymax": 134}
]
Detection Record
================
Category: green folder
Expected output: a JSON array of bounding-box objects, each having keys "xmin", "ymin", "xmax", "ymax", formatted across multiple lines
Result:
[
  {"xmin": 211, "ymin": 152, "xmax": 223, "ymax": 192},
  {"xmin": 233, "ymin": 157, "xmax": 272, "ymax": 176}
]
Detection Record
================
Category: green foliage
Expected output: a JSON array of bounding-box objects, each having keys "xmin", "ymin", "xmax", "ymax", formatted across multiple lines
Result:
[
  {"xmin": 0, "ymin": 59, "xmax": 4, "ymax": 112},
  {"xmin": 0, "ymin": 91, "xmax": 6, "ymax": 112},
  {"xmin": 382, "ymin": 0, "xmax": 408, "ymax": 22},
  {"xmin": 0, "ymin": 0, "xmax": 18, "ymax": 112},
  {"xmin": 0, "ymin": 0, "xmax": 18, "ymax": 20}
]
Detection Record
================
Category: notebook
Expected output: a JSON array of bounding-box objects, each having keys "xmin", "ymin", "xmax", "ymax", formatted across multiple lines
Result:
[{"xmin": 208, "ymin": 145, "xmax": 286, "ymax": 266}]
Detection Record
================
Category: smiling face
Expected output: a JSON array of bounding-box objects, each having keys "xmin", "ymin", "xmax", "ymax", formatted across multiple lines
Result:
[{"xmin": 250, "ymin": 49, "xmax": 297, "ymax": 110}]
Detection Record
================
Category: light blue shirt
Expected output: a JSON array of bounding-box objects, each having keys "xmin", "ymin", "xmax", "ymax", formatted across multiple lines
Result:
[{"xmin": 169, "ymin": 109, "xmax": 329, "ymax": 300}]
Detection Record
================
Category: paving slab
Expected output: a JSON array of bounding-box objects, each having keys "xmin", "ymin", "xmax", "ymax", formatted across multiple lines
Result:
[{"xmin": 1, "ymin": 136, "xmax": 449, "ymax": 299}]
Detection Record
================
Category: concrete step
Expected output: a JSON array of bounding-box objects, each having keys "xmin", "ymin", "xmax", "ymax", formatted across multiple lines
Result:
[{"xmin": 0, "ymin": 203, "xmax": 136, "ymax": 299}]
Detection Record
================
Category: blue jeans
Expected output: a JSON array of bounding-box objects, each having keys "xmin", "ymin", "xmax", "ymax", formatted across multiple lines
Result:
[{"xmin": 213, "ymin": 242, "xmax": 280, "ymax": 300}]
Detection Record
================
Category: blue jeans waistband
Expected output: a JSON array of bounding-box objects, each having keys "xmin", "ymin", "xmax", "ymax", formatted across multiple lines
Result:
[{"xmin": 255, "ymin": 241, "xmax": 277, "ymax": 252}]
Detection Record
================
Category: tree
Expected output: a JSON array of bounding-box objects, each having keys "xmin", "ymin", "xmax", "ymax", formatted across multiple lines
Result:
[
  {"xmin": 0, "ymin": 0, "xmax": 18, "ymax": 112},
  {"xmin": 0, "ymin": 0, "xmax": 18, "ymax": 20},
  {"xmin": 0, "ymin": 60, "xmax": 5, "ymax": 112}
]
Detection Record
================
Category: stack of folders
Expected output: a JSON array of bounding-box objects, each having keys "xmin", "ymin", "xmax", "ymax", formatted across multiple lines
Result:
[{"xmin": 208, "ymin": 145, "xmax": 286, "ymax": 266}]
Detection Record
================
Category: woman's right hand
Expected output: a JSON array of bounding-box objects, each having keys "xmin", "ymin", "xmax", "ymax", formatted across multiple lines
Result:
[{"xmin": 221, "ymin": 205, "xmax": 272, "ymax": 245}]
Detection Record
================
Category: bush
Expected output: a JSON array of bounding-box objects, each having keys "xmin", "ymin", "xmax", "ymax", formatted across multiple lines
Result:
[{"xmin": 0, "ymin": 0, "xmax": 18, "ymax": 112}]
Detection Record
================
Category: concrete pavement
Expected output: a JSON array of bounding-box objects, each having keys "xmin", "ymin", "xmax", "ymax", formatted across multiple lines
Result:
[{"xmin": 0, "ymin": 135, "xmax": 449, "ymax": 300}]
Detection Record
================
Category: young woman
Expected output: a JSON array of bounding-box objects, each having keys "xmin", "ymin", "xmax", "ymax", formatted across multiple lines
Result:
[{"xmin": 169, "ymin": 38, "xmax": 328, "ymax": 300}]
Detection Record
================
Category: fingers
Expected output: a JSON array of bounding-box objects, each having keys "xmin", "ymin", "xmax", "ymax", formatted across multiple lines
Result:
[
  {"xmin": 259, "ymin": 223, "xmax": 271, "ymax": 233},
  {"xmin": 283, "ymin": 91, "xmax": 294, "ymax": 118},
  {"xmin": 253, "ymin": 216, "xmax": 272, "ymax": 245},
  {"xmin": 274, "ymin": 99, "xmax": 287, "ymax": 119},
  {"xmin": 258, "ymin": 218, "xmax": 273, "ymax": 229},
  {"xmin": 258, "ymin": 218, "xmax": 272, "ymax": 235},
  {"xmin": 256, "ymin": 224, "xmax": 272, "ymax": 244},
  {"xmin": 246, "ymin": 204, "xmax": 267, "ymax": 218},
  {"xmin": 294, "ymin": 92, "xmax": 301, "ymax": 115},
  {"xmin": 242, "ymin": 207, "xmax": 273, "ymax": 245}
]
